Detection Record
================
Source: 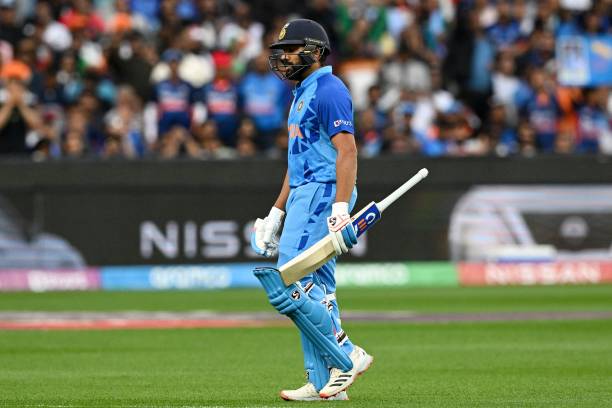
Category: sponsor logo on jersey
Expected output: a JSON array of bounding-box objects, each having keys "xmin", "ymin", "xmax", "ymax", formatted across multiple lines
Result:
[{"xmin": 333, "ymin": 119, "xmax": 352, "ymax": 128}]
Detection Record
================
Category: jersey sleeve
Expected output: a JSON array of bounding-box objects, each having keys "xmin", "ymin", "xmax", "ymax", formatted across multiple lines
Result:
[{"xmin": 318, "ymin": 83, "xmax": 355, "ymax": 138}]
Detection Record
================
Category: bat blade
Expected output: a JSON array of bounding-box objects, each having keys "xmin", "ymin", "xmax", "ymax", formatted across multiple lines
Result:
[
  {"xmin": 279, "ymin": 235, "xmax": 336, "ymax": 285},
  {"xmin": 279, "ymin": 202, "xmax": 381, "ymax": 285}
]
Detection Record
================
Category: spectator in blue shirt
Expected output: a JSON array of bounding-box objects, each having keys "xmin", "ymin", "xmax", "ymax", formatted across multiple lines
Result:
[
  {"xmin": 152, "ymin": 49, "xmax": 196, "ymax": 140},
  {"xmin": 576, "ymin": 87, "xmax": 611, "ymax": 153},
  {"xmin": 486, "ymin": 1, "xmax": 521, "ymax": 50},
  {"xmin": 518, "ymin": 67, "xmax": 560, "ymax": 152},
  {"xmin": 202, "ymin": 51, "xmax": 241, "ymax": 147},
  {"xmin": 239, "ymin": 52, "xmax": 290, "ymax": 151}
]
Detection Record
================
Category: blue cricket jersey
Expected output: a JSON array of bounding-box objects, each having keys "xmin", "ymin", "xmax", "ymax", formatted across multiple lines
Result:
[{"xmin": 287, "ymin": 66, "xmax": 355, "ymax": 188}]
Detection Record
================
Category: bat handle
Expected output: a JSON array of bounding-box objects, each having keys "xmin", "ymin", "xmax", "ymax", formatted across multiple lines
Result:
[{"xmin": 377, "ymin": 168, "xmax": 428, "ymax": 213}]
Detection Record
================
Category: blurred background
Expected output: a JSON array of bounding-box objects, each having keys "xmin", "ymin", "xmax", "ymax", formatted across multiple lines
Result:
[{"xmin": 0, "ymin": 0, "xmax": 611, "ymax": 292}]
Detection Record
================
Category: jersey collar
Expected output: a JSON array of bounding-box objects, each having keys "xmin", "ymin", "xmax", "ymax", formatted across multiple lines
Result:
[{"xmin": 296, "ymin": 66, "xmax": 332, "ymax": 92}]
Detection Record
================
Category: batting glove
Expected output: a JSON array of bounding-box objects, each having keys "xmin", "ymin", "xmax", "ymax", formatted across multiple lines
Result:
[
  {"xmin": 327, "ymin": 202, "xmax": 357, "ymax": 256},
  {"xmin": 251, "ymin": 207, "xmax": 285, "ymax": 257}
]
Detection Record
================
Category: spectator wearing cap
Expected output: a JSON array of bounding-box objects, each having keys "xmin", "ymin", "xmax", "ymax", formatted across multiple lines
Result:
[
  {"xmin": 239, "ymin": 52, "xmax": 290, "ymax": 151},
  {"xmin": 0, "ymin": 64, "xmax": 42, "ymax": 155},
  {"xmin": 151, "ymin": 49, "xmax": 197, "ymax": 145},
  {"xmin": 201, "ymin": 51, "xmax": 241, "ymax": 147}
]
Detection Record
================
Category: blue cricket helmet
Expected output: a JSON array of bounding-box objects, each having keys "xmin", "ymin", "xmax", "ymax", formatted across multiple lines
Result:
[
  {"xmin": 268, "ymin": 19, "xmax": 331, "ymax": 81},
  {"xmin": 269, "ymin": 19, "xmax": 331, "ymax": 55}
]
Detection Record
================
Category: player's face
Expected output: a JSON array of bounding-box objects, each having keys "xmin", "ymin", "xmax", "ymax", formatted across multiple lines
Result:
[{"xmin": 269, "ymin": 45, "xmax": 306, "ymax": 81}]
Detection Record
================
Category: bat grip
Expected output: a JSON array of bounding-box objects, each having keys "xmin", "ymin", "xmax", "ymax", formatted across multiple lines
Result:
[{"xmin": 377, "ymin": 168, "xmax": 428, "ymax": 212}]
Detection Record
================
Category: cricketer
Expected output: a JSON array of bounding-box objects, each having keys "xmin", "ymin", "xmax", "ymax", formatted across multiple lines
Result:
[{"xmin": 250, "ymin": 19, "xmax": 373, "ymax": 401}]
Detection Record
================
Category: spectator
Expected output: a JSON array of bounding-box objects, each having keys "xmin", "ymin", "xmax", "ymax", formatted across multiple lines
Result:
[
  {"xmin": 29, "ymin": 1, "xmax": 73, "ymax": 53},
  {"xmin": 336, "ymin": 1, "xmax": 387, "ymax": 58},
  {"xmin": 379, "ymin": 41, "xmax": 431, "ymax": 108},
  {"xmin": 240, "ymin": 52, "xmax": 289, "ymax": 151},
  {"xmin": 482, "ymin": 99, "xmax": 518, "ymax": 156},
  {"xmin": 31, "ymin": 111, "xmax": 62, "ymax": 160},
  {"xmin": 0, "ymin": 0, "xmax": 608, "ymax": 160},
  {"xmin": 176, "ymin": 26, "xmax": 215, "ymax": 88},
  {"xmin": 151, "ymin": 49, "xmax": 196, "ymax": 145},
  {"xmin": 62, "ymin": 128, "xmax": 87, "ymax": 158},
  {"xmin": 202, "ymin": 51, "xmax": 241, "ymax": 147},
  {"xmin": 357, "ymin": 107, "xmax": 384, "ymax": 158},
  {"xmin": 56, "ymin": 52, "xmax": 83, "ymax": 105},
  {"xmin": 0, "ymin": 71, "xmax": 41, "ymax": 155},
  {"xmin": 486, "ymin": 0, "xmax": 521, "ymax": 51},
  {"xmin": 576, "ymin": 87, "xmax": 612, "ymax": 154},
  {"xmin": 517, "ymin": 67, "xmax": 560, "ymax": 152},
  {"xmin": 464, "ymin": 10, "xmax": 495, "ymax": 122},
  {"xmin": 60, "ymin": 0, "xmax": 106, "ymax": 38},
  {"xmin": 0, "ymin": 0, "xmax": 23, "ymax": 53},
  {"xmin": 107, "ymin": 0, "xmax": 135, "ymax": 35},
  {"xmin": 236, "ymin": 135, "xmax": 257, "ymax": 157},
  {"xmin": 192, "ymin": 119, "xmax": 236, "ymax": 159},
  {"xmin": 516, "ymin": 28, "xmax": 556, "ymax": 76},
  {"xmin": 491, "ymin": 50, "xmax": 520, "ymax": 123},
  {"xmin": 554, "ymin": 131, "xmax": 575, "ymax": 155},
  {"xmin": 108, "ymin": 31, "xmax": 154, "ymax": 102},
  {"xmin": 104, "ymin": 85, "xmax": 145, "ymax": 158},
  {"xmin": 516, "ymin": 120, "xmax": 537, "ymax": 157},
  {"xmin": 218, "ymin": 2, "xmax": 264, "ymax": 69}
]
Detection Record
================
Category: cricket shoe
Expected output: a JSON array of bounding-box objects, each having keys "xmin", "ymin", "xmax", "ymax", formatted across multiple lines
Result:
[
  {"xmin": 319, "ymin": 345, "xmax": 373, "ymax": 398},
  {"xmin": 280, "ymin": 382, "xmax": 349, "ymax": 401}
]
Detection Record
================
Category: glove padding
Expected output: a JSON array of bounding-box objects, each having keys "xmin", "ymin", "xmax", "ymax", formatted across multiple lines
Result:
[
  {"xmin": 251, "ymin": 207, "xmax": 285, "ymax": 257},
  {"xmin": 327, "ymin": 202, "xmax": 357, "ymax": 256}
]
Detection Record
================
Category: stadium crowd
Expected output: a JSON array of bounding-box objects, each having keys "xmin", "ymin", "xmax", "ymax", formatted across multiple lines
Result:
[{"xmin": 0, "ymin": 0, "xmax": 610, "ymax": 160}]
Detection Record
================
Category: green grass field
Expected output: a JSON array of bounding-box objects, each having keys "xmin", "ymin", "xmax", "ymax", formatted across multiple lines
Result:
[{"xmin": 1, "ymin": 286, "xmax": 612, "ymax": 407}]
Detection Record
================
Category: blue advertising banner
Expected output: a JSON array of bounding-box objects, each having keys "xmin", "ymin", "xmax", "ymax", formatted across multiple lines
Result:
[
  {"xmin": 557, "ymin": 35, "xmax": 612, "ymax": 86},
  {"xmin": 101, "ymin": 263, "xmax": 265, "ymax": 290}
]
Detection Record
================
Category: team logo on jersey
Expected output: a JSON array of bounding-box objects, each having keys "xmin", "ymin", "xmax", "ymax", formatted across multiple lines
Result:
[
  {"xmin": 297, "ymin": 100, "xmax": 304, "ymax": 111},
  {"xmin": 279, "ymin": 23, "xmax": 289, "ymax": 40}
]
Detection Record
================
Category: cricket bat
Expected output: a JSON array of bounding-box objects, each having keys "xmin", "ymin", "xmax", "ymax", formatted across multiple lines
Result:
[{"xmin": 279, "ymin": 168, "xmax": 429, "ymax": 285}]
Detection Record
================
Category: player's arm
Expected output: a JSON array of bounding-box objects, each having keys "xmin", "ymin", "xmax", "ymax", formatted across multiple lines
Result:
[
  {"xmin": 273, "ymin": 169, "xmax": 290, "ymax": 211},
  {"xmin": 332, "ymin": 131, "xmax": 357, "ymax": 203},
  {"xmin": 251, "ymin": 169, "xmax": 289, "ymax": 257},
  {"xmin": 327, "ymin": 131, "xmax": 358, "ymax": 255}
]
